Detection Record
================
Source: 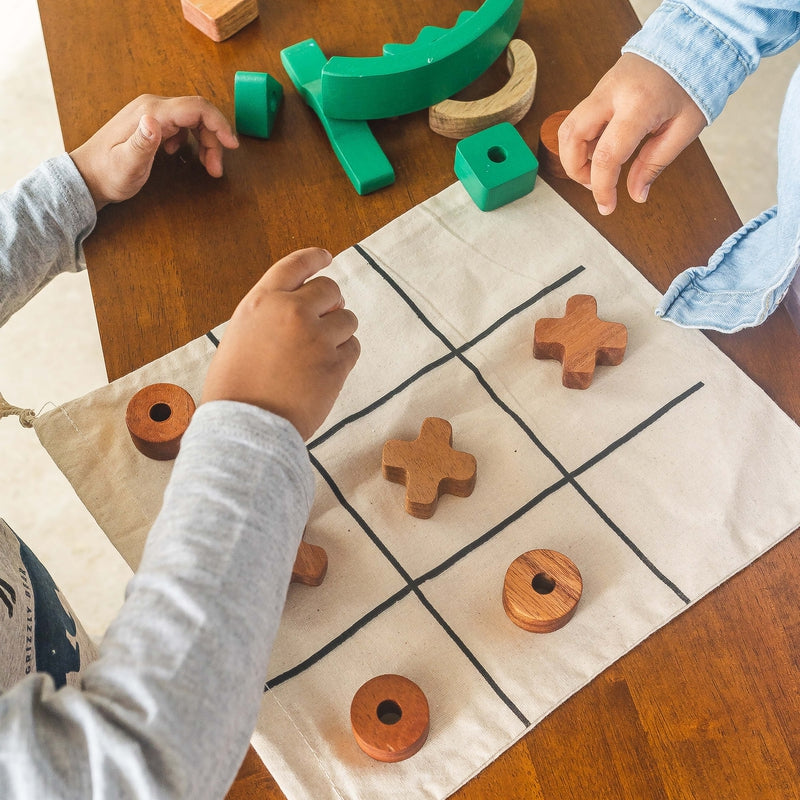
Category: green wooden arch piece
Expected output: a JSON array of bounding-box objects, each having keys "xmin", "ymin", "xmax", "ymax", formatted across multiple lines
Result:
[
  {"xmin": 281, "ymin": 39, "xmax": 395, "ymax": 195},
  {"xmin": 320, "ymin": 0, "xmax": 523, "ymax": 121}
]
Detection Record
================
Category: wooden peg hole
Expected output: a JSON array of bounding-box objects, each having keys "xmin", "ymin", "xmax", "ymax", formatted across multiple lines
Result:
[
  {"xmin": 531, "ymin": 572, "xmax": 556, "ymax": 594},
  {"xmin": 377, "ymin": 700, "xmax": 402, "ymax": 725},
  {"xmin": 149, "ymin": 403, "xmax": 172, "ymax": 422}
]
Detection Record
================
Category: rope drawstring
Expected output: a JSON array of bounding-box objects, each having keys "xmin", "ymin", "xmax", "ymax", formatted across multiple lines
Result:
[{"xmin": 0, "ymin": 392, "xmax": 36, "ymax": 428}]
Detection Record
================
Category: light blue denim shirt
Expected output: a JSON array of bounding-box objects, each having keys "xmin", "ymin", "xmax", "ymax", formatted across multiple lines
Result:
[{"xmin": 622, "ymin": 1, "xmax": 800, "ymax": 332}]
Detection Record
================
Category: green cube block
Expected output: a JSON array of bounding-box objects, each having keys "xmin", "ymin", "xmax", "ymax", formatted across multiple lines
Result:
[
  {"xmin": 454, "ymin": 122, "xmax": 538, "ymax": 211},
  {"xmin": 234, "ymin": 71, "xmax": 283, "ymax": 139}
]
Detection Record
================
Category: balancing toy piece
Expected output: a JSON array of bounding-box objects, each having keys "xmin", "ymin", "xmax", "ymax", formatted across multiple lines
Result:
[
  {"xmin": 320, "ymin": 0, "xmax": 523, "ymax": 120},
  {"xmin": 125, "ymin": 383, "xmax": 196, "ymax": 461},
  {"xmin": 280, "ymin": 39, "xmax": 395, "ymax": 196},
  {"xmin": 537, "ymin": 109, "xmax": 571, "ymax": 180},
  {"xmin": 351, "ymin": 674, "xmax": 430, "ymax": 762},
  {"xmin": 291, "ymin": 539, "xmax": 328, "ymax": 586},
  {"xmin": 180, "ymin": 0, "xmax": 257, "ymax": 42},
  {"xmin": 382, "ymin": 417, "xmax": 477, "ymax": 519},
  {"xmin": 503, "ymin": 549, "xmax": 582, "ymax": 633},
  {"xmin": 234, "ymin": 72, "xmax": 283, "ymax": 139},
  {"xmin": 454, "ymin": 122, "xmax": 538, "ymax": 211},
  {"xmin": 429, "ymin": 39, "xmax": 537, "ymax": 139},
  {"xmin": 533, "ymin": 294, "xmax": 628, "ymax": 389}
]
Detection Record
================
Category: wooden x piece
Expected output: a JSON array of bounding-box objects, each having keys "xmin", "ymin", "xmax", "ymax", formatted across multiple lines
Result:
[
  {"xmin": 382, "ymin": 417, "xmax": 477, "ymax": 519},
  {"xmin": 533, "ymin": 294, "xmax": 627, "ymax": 389},
  {"xmin": 291, "ymin": 539, "xmax": 328, "ymax": 586}
]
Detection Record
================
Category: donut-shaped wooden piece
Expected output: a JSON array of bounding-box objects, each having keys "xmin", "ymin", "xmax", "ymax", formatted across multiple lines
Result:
[
  {"xmin": 503, "ymin": 549, "xmax": 582, "ymax": 633},
  {"xmin": 537, "ymin": 109, "xmax": 571, "ymax": 180},
  {"xmin": 126, "ymin": 383, "xmax": 196, "ymax": 461},
  {"xmin": 350, "ymin": 674, "xmax": 430, "ymax": 762}
]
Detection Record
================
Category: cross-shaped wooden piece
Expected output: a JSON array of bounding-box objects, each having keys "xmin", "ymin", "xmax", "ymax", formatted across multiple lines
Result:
[
  {"xmin": 533, "ymin": 294, "xmax": 627, "ymax": 389},
  {"xmin": 291, "ymin": 539, "xmax": 328, "ymax": 586},
  {"xmin": 382, "ymin": 417, "xmax": 477, "ymax": 519}
]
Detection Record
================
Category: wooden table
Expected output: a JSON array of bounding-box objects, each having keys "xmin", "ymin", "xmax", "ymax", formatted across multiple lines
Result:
[{"xmin": 38, "ymin": 0, "xmax": 800, "ymax": 796}]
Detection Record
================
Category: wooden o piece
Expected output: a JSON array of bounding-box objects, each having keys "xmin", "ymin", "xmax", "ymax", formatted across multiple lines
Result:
[
  {"xmin": 125, "ymin": 383, "xmax": 196, "ymax": 460},
  {"xmin": 533, "ymin": 294, "xmax": 627, "ymax": 389},
  {"xmin": 350, "ymin": 674, "xmax": 430, "ymax": 762},
  {"xmin": 429, "ymin": 39, "xmax": 538, "ymax": 139},
  {"xmin": 291, "ymin": 539, "xmax": 328, "ymax": 586},
  {"xmin": 382, "ymin": 417, "xmax": 477, "ymax": 519},
  {"xmin": 503, "ymin": 549, "xmax": 582, "ymax": 633},
  {"xmin": 537, "ymin": 109, "xmax": 571, "ymax": 180}
]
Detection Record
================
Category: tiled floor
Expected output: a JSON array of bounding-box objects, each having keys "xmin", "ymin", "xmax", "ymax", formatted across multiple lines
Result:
[{"xmin": 1, "ymin": 0, "xmax": 799, "ymax": 641}]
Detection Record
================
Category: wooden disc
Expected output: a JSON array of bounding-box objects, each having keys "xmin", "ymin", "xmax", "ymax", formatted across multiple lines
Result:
[
  {"xmin": 125, "ymin": 383, "xmax": 196, "ymax": 461},
  {"xmin": 350, "ymin": 674, "xmax": 430, "ymax": 762},
  {"xmin": 502, "ymin": 549, "xmax": 582, "ymax": 632},
  {"xmin": 537, "ymin": 109, "xmax": 571, "ymax": 180}
]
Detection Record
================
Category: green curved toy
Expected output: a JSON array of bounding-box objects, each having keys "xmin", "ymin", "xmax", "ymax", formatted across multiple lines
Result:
[
  {"xmin": 320, "ymin": 0, "xmax": 523, "ymax": 121},
  {"xmin": 281, "ymin": 39, "xmax": 395, "ymax": 195}
]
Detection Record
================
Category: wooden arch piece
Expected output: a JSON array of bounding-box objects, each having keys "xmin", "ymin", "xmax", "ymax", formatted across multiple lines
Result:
[{"xmin": 429, "ymin": 39, "xmax": 537, "ymax": 139}]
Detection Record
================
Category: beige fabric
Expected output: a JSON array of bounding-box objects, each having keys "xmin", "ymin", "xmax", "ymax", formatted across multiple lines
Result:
[{"xmin": 35, "ymin": 180, "xmax": 800, "ymax": 799}]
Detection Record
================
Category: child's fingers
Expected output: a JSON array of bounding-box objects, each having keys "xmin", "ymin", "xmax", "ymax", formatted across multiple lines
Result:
[
  {"xmin": 320, "ymin": 306, "xmax": 359, "ymax": 347},
  {"xmin": 154, "ymin": 96, "xmax": 239, "ymax": 150},
  {"xmin": 586, "ymin": 115, "xmax": 652, "ymax": 214},
  {"xmin": 557, "ymin": 103, "xmax": 608, "ymax": 186},
  {"xmin": 255, "ymin": 248, "xmax": 334, "ymax": 295},
  {"xmin": 626, "ymin": 114, "xmax": 705, "ymax": 204}
]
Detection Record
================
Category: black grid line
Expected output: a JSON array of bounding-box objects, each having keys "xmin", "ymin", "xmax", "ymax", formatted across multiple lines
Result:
[
  {"xmin": 353, "ymin": 243, "xmax": 695, "ymax": 596},
  {"xmin": 305, "ymin": 453, "xmax": 529, "ymax": 726},
  {"xmin": 265, "ymin": 380, "xmax": 699, "ymax": 693},
  {"xmin": 310, "ymin": 264, "xmax": 586, "ymax": 449},
  {"xmin": 234, "ymin": 243, "xmax": 704, "ymax": 722}
]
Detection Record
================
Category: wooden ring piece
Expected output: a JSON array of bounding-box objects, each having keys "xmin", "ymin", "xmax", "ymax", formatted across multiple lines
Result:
[
  {"xmin": 502, "ymin": 549, "xmax": 582, "ymax": 632},
  {"xmin": 428, "ymin": 39, "xmax": 538, "ymax": 139},
  {"xmin": 537, "ymin": 109, "xmax": 571, "ymax": 180},
  {"xmin": 351, "ymin": 674, "xmax": 430, "ymax": 762},
  {"xmin": 126, "ymin": 383, "xmax": 196, "ymax": 461}
]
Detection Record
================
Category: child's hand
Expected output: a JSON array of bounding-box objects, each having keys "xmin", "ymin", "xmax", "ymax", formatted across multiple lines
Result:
[
  {"xmin": 558, "ymin": 53, "xmax": 707, "ymax": 215},
  {"xmin": 69, "ymin": 94, "xmax": 239, "ymax": 210},
  {"xmin": 201, "ymin": 248, "xmax": 361, "ymax": 441}
]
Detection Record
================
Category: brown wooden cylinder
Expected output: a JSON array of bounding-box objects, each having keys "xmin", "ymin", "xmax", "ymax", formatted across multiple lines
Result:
[
  {"xmin": 125, "ymin": 383, "xmax": 196, "ymax": 461},
  {"xmin": 537, "ymin": 109, "xmax": 571, "ymax": 180},
  {"xmin": 351, "ymin": 674, "xmax": 430, "ymax": 762},
  {"xmin": 503, "ymin": 549, "xmax": 582, "ymax": 633}
]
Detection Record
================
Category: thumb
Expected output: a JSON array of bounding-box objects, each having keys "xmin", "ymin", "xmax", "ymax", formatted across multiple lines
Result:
[{"xmin": 125, "ymin": 114, "xmax": 162, "ymax": 162}]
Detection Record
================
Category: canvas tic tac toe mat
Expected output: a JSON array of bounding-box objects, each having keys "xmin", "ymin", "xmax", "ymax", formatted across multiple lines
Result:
[{"xmin": 35, "ymin": 179, "xmax": 800, "ymax": 799}]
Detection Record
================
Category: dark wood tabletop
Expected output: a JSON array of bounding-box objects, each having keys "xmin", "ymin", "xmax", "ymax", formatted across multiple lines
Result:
[{"xmin": 37, "ymin": 0, "xmax": 800, "ymax": 797}]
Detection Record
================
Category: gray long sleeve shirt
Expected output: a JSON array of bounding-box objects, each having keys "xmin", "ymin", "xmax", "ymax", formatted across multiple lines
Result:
[{"xmin": 0, "ymin": 155, "xmax": 313, "ymax": 798}]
